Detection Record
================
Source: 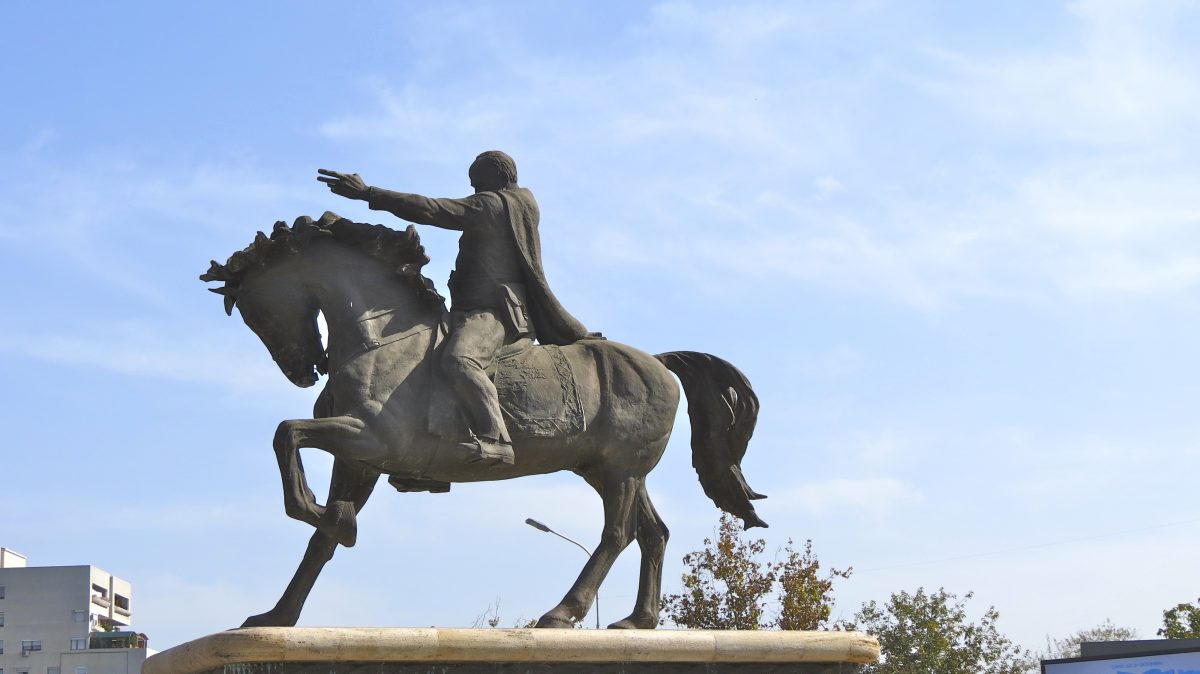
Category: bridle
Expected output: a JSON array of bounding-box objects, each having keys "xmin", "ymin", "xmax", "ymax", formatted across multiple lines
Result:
[{"xmin": 324, "ymin": 300, "xmax": 437, "ymax": 377}]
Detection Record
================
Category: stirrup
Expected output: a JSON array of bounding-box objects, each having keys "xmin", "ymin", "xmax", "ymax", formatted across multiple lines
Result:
[{"xmin": 456, "ymin": 437, "xmax": 515, "ymax": 466}]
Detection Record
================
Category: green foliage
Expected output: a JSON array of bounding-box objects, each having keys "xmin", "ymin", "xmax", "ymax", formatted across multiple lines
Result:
[
  {"xmin": 1023, "ymin": 619, "xmax": 1137, "ymax": 669},
  {"xmin": 845, "ymin": 587, "xmax": 1029, "ymax": 674},
  {"xmin": 775, "ymin": 537, "xmax": 853, "ymax": 630},
  {"xmin": 661, "ymin": 512, "xmax": 851, "ymax": 630},
  {"xmin": 1159, "ymin": 598, "xmax": 1200, "ymax": 639},
  {"xmin": 471, "ymin": 598, "xmax": 504, "ymax": 629}
]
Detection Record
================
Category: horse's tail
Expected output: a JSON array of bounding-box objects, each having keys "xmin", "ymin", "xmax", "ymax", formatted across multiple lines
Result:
[{"xmin": 655, "ymin": 351, "xmax": 768, "ymax": 529}]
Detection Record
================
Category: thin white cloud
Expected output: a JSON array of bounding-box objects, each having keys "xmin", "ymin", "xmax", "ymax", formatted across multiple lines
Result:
[
  {"xmin": 0, "ymin": 142, "xmax": 317, "ymax": 311},
  {"xmin": 98, "ymin": 502, "xmax": 279, "ymax": 533},
  {"xmin": 0, "ymin": 321, "xmax": 296, "ymax": 396},
  {"xmin": 844, "ymin": 529, "xmax": 1200, "ymax": 654},
  {"xmin": 922, "ymin": 0, "xmax": 1200, "ymax": 146},
  {"xmin": 136, "ymin": 574, "xmax": 276, "ymax": 648},
  {"xmin": 1007, "ymin": 433, "xmax": 1200, "ymax": 507},
  {"xmin": 813, "ymin": 176, "xmax": 843, "ymax": 200},
  {"xmin": 786, "ymin": 344, "xmax": 866, "ymax": 378},
  {"xmin": 315, "ymin": 2, "xmax": 1200, "ymax": 311},
  {"xmin": 773, "ymin": 477, "xmax": 924, "ymax": 518}
]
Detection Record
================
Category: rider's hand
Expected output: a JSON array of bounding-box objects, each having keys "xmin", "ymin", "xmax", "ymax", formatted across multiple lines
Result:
[{"xmin": 317, "ymin": 169, "xmax": 370, "ymax": 201}]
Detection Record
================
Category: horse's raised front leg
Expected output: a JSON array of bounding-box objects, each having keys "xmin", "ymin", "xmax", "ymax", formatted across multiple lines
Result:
[
  {"xmin": 242, "ymin": 459, "xmax": 379, "ymax": 628},
  {"xmin": 273, "ymin": 415, "xmax": 383, "ymax": 546},
  {"xmin": 536, "ymin": 473, "xmax": 639, "ymax": 628}
]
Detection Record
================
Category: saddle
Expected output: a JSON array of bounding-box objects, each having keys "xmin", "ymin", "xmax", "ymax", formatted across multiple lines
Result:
[
  {"xmin": 425, "ymin": 334, "xmax": 587, "ymax": 444},
  {"xmin": 389, "ymin": 323, "xmax": 590, "ymax": 495}
]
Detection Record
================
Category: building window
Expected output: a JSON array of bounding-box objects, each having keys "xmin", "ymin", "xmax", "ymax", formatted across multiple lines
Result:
[
  {"xmin": 75, "ymin": 668, "xmax": 87, "ymax": 674},
  {"xmin": 69, "ymin": 638, "xmax": 87, "ymax": 651},
  {"xmin": 20, "ymin": 640, "xmax": 41, "ymax": 652},
  {"xmin": 0, "ymin": 585, "xmax": 5, "ymax": 599},
  {"xmin": 72, "ymin": 610, "xmax": 87, "ymax": 623},
  {"xmin": 49, "ymin": 668, "xmax": 60, "ymax": 674},
  {"xmin": 0, "ymin": 611, "xmax": 4, "ymax": 626},
  {"xmin": 0, "ymin": 639, "xmax": 4, "ymax": 653}
]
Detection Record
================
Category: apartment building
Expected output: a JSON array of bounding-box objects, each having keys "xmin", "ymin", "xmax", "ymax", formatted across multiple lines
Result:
[{"xmin": 0, "ymin": 549, "xmax": 150, "ymax": 674}]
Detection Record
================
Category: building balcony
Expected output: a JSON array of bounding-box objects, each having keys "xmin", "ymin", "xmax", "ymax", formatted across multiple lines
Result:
[{"xmin": 89, "ymin": 631, "xmax": 148, "ymax": 650}]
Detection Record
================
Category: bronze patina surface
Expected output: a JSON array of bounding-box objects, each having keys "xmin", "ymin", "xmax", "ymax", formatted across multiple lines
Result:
[{"xmin": 202, "ymin": 153, "xmax": 766, "ymax": 630}]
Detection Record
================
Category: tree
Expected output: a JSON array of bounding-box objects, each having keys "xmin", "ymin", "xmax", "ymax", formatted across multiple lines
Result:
[
  {"xmin": 775, "ymin": 536, "xmax": 853, "ymax": 630},
  {"xmin": 471, "ymin": 598, "xmax": 542, "ymax": 629},
  {"xmin": 845, "ymin": 587, "xmax": 1029, "ymax": 674},
  {"xmin": 1022, "ymin": 619, "xmax": 1137, "ymax": 670},
  {"xmin": 661, "ymin": 512, "xmax": 851, "ymax": 630},
  {"xmin": 1159, "ymin": 598, "xmax": 1200, "ymax": 639}
]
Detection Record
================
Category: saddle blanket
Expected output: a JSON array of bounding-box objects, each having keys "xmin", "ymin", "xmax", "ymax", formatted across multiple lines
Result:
[{"xmin": 428, "ymin": 343, "xmax": 586, "ymax": 441}]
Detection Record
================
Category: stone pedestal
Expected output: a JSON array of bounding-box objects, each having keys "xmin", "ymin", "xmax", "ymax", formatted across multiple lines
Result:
[{"xmin": 144, "ymin": 628, "xmax": 878, "ymax": 674}]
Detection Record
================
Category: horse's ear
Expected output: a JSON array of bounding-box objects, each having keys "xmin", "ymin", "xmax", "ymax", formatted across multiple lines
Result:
[
  {"xmin": 200, "ymin": 260, "xmax": 230, "ymax": 282},
  {"xmin": 209, "ymin": 286, "xmax": 238, "ymax": 316}
]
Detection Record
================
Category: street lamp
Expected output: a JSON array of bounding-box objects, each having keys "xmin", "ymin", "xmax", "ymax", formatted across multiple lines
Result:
[{"xmin": 524, "ymin": 517, "xmax": 600, "ymax": 629}]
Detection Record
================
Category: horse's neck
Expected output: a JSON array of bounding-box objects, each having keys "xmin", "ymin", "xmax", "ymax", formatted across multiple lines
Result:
[{"xmin": 307, "ymin": 246, "xmax": 439, "ymax": 367}]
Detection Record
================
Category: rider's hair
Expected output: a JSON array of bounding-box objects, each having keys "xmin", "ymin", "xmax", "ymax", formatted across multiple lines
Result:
[{"xmin": 471, "ymin": 150, "xmax": 518, "ymax": 186}]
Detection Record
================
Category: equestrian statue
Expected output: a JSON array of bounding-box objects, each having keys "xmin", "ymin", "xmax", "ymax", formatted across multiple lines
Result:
[{"xmin": 200, "ymin": 151, "xmax": 766, "ymax": 629}]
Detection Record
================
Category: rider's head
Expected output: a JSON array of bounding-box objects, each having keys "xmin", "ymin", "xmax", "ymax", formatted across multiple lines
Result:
[{"xmin": 469, "ymin": 151, "xmax": 517, "ymax": 192}]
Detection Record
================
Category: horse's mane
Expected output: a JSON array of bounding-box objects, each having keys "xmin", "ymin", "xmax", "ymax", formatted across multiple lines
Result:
[{"xmin": 200, "ymin": 211, "xmax": 440, "ymax": 315}]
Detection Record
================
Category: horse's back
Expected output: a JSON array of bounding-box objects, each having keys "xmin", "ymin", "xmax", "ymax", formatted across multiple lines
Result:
[
  {"xmin": 561, "ymin": 338, "xmax": 679, "ymax": 444},
  {"xmin": 371, "ymin": 336, "xmax": 682, "ymax": 482},
  {"xmin": 488, "ymin": 338, "xmax": 679, "ymax": 478}
]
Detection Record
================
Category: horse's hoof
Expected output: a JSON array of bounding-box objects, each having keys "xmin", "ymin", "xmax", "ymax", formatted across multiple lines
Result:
[
  {"xmin": 321, "ymin": 500, "xmax": 358, "ymax": 547},
  {"xmin": 608, "ymin": 614, "xmax": 656, "ymax": 629},
  {"xmin": 535, "ymin": 613, "xmax": 576, "ymax": 629}
]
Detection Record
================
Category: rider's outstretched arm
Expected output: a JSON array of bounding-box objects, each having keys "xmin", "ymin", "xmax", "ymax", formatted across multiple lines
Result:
[
  {"xmin": 365, "ymin": 188, "xmax": 497, "ymax": 232},
  {"xmin": 317, "ymin": 168, "xmax": 498, "ymax": 231}
]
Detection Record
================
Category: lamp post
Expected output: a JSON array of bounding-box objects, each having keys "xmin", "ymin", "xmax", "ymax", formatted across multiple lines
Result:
[{"xmin": 524, "ymin": 517, "xmax": 600, "ymax": 629}]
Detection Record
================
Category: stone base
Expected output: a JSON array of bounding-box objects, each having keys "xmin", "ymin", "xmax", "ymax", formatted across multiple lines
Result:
[{"xmin": 144, "ymin": 628, "xmax": 878, "ymax": 674}]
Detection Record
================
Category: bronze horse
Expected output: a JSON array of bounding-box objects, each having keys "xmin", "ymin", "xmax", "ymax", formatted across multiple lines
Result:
[{"xmin": 202, "ymin": 213, "xmax": 766, "ymax": 629}]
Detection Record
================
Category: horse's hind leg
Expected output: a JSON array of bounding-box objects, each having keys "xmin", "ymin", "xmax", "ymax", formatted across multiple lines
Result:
[
  {"xmin": 609, "ymin": 483, "xmax": 669, "ymax": 629},
  {"xmin": 242, "ymin": 459, "xmax": 380, "ymax": 628},
  {"xmin": 536, "ymin": 472, "xmax": 639, "ymax": 628}
]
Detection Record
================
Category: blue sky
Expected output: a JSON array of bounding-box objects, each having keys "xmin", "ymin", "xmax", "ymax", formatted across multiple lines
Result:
[{"xmin": 2, "ymin": 0, "xmax": 1199, "ymax": 655}]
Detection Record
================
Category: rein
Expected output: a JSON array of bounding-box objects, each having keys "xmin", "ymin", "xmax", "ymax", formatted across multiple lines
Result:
[
  {"xmin": 348, "ymin": 305, "xmax": 402, "ymax": 326},
  {"xmin": 326, "ymin": 299, "xmax": 438, "ymax": 377}
]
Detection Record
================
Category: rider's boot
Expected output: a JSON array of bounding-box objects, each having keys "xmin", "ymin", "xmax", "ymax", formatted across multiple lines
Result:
[
  {"xmin": 449, "ymin": 364, "xmax": 516, "ymax": 466},
  {"xmin": 442, "ymin": 320, "xmax": 516, "ymax": 467}
]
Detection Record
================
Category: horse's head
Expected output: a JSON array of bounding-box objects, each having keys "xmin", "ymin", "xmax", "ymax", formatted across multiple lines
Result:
[
  {"xmin": 201, "ymin": 213, "xmax": 436, "ymax": 388},
  {"xmin": 200, "ymin": 219, "xmax": 333, "ymax": 388},
  {"xmin": 234, "ymin": 266, "xmax": 327, "ymax": 388}
]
